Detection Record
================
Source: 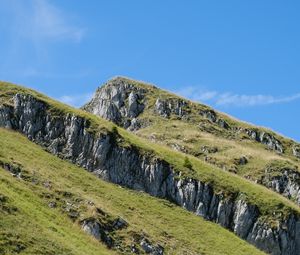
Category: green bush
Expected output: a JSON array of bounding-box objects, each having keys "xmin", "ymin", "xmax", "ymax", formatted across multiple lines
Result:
[{"xmin": 183, "ymin": 156, "xmax": 193, "ymax": 170}]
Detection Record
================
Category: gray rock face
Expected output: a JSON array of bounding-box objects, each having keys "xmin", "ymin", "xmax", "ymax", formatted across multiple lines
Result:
[
  {"xmin": 82, "ymin": 79, "xmax": 145, "ymax": 129},
  {"xmin": 1, "ymin": 93, "xmax": 300, "ymax": 254},
  {"xmin": 112, "ymin": 217, "xmax": 128, "ymax": 230},
  {"xmin": 128, "ymin": 92, "xmax": 141, "ymax": 118},
  {"xmin": 0, "ymin": 106, "xmax": 15, "ymax": 128},
  {"xmin": 261, "ymin": 168, "xmax": 300, "ymax": 205},
  {"xmin": 201, "ymin": 145, "xmax": 218, "ymax": 154},
  {"xmin": 245, "ymin": 129, "xmax": 284, "ymax": 153},
  {"xmin": 82, "ymin": 219, "xmax": 102, "ymax": 240},
  {"xmin": 233, "ymin": 200, "xmax": 259, "ymax": 239},
  {"xmin": 81, "ymin": 219, "xmax": 114, "ymax": 247},
  {"xmin": 140, "ymin": 239, "xmax": 164, "ymax": 255},
  {"xmin": 293, "ymin": 145, "xmax": 300, "ymax": 158},
  {"xmin": 155, "ymin": 98, "xmax": 188, "ymax": 118},
  {"xmin": 201, "ymin": 109, "xmax": 217, "ymax": 123},
  {"xmin": 200, "ymin": 110, "xmax": 230, "ymax": 129},
  {"xmin": 237, "ymin": 156, "xmax": 248, "ymax": 165}
]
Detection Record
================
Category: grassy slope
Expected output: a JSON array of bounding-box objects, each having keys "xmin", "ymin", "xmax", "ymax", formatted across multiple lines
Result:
[
  {"xmin": 0, "ymin": 170, "xmax": 114, "ymax": 255},
  {"xmin": 0, "ymin": 128, "xmax": 265, "ymax": 255},
  {"xmin": 0, "ymin": 81, "xmax": 299, "ymax": 219},
  {"xmin": 136, "ymin": 118, "xmax": 299, "ymax": 179}
]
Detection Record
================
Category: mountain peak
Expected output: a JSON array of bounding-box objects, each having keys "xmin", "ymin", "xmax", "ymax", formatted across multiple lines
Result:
[
  {"xmin": 83, "ymin": 77, "xmax": 300, "ymax": 195},
  {"xmin": 103, "ymin": 76, "xmax": 158, "ymax": 90}
]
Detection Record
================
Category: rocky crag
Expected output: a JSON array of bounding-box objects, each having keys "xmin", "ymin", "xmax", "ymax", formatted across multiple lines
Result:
[
  {"xmin": 83, "ymin": 77, "xmax": 293, "ymax": 155},
  {"xmin": 83, "ymin": 77, "xmax": 300, "ymax": 206}
]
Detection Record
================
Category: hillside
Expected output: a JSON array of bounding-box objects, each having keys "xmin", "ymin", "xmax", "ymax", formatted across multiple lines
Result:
[
  {"xmin": 0, "ymin": 128, "xmax": 264, "ymax": 255},
  {"xmin": 1, "ymin": 81, "xmax": 300, "ymax": 254},
  {"xmin": 83, "ymin": 77, "xmax": 300, "ymax": 206}
]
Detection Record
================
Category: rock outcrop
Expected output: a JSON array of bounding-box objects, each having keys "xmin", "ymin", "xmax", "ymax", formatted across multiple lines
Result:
[
  {"xmin": 140, "ymin": 239, "xmax": 164, "ymax": 255},
  {"xmin": 293, "ymin": 145, "xmax": 300, "ymax": 158},
  {"xmin": 199, "ymin": 110, "xmax": 230, "ymax": 129},
  {"xmin": 245, "ymin": 129, "xmax": 284, "ymax": 153},
  {"xmin": 82, "ymin": 78, "xmax": 146, "ymax": 130},
  {"xmin": 261, "ymin": 168, "xmax": 300, "ymax": 205},
  {"xmin": 155, "ymin": 98, "xmax": 188, "ymax": 118},
  {"xmin": 81, "ymin": 218, "xmax": 121, "ymax": 248},
  {"xmin": 1, "ymin": 93, "xmax": 300, "ymax": 254}
]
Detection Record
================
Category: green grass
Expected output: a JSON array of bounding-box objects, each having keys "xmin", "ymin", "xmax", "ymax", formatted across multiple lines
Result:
[
  {"xmin": 135, "ymin": 118, "xmax": 299, "ymax": 178},
  {"xmin": 0, "ymin": 178, "xmax": 115, "ymax": 255},
  {"xmin": 0, "ymin": 128, "xmax": 265, "ymax": 255},
  {"xmin": 0, "ymin": 171, "xmax": 113, "ymax": 254}
]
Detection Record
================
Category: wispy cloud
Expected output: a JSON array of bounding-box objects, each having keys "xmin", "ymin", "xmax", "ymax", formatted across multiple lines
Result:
[
  {"xmin": 216, "ymin": 93, "xmax": 300, "ymax": 107},
  {"xmin": 10, "ymin": 0, "xmax": 85, "ymax": 43},
  {"xmin": 30, "ymin": 0, "xmax": 85, "ymax": 42},
  {"xmin": 0, "ymin": 0, "xmax": 85, "ymax": 78},
  {"xmin": 57, "ymin": 93, "xmax": 93, "ymax": 108},
  {"xmin": 179, "ymin": 87, "xmax": 218, "ymax": 101},
  {"xmin": 177, "ymin": 87, "xmax": 300, "ymax": 107}
]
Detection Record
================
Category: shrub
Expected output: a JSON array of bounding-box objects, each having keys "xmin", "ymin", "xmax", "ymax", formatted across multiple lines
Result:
[
  {"xmin": 112, "ymin": 126, "xmax": 118, "ymax": 135},
  {"xmin": 183, "ymin": 156, "xmax": 193, "ymax": 170}
]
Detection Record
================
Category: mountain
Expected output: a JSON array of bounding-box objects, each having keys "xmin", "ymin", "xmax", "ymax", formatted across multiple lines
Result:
[
  {"xmin": 0, "ymin": 82, "xmax": 265, "ymax": 255},
  {"xmin": 0, "ymin": 80, "xmax": 300, "ymax": 254},
  {"xmin": 83, "ymin": 76, "xmax": 300, "ymax": 205}
]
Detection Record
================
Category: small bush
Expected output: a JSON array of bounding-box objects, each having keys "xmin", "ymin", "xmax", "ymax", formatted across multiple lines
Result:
[
  {"xmin": 112, "ymin": 126, "xmax": 118, "ymax": 135},
  {"xmin": 111, "ymin": 126, "xmax": 119, "ymax": 145},
  {"xmin": 183, "ymin": 156, "xmax": 193, "ymax": 170}
]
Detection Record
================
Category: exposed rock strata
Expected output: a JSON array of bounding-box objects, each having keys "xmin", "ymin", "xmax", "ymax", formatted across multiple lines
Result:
[
  {"xmin": 260, "ymin": 168, "xmax": 300, "ymax": 205},
  {"xmin": 293, "ymin": 145, "xmax": 300, "ymax": 158},
  {"xmin": 245, "ymin": 129, "xmax": 284, "ymax": 153},
  {"xmin": 140, "ymin": 239, "xmax": 164, "ymax": 255},
  {"xmin": 1, "ymin": 94, "xmax": 300, "ymax": 254},
  {"xmin": 83, "ymin": 79, "xmax": 145, "ymax": 130},
  {"xmin": 81, "ymin": 218, "xmax": 115, "ymax": 248},
  {"xmin": 199, "ymin": 110, "xmax": 230, "ymax": 129},
  {"xmin": 155, "ymin": 98, "xmax": 188, "ymax": 118}
]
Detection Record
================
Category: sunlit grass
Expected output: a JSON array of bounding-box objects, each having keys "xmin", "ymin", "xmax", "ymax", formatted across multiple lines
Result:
[{"xmin": 0, "ymin": 128, "xmax": 265, "ymax": 254}]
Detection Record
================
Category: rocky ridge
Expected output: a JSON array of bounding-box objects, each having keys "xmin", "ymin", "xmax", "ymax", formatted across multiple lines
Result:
[
  {"xmin": 1, "ymin": 91, "xmax": 300, "ymax": 254},
  {"xmin": 83, "ymin": 77, "xmax": 300, "ymax": 206},
  {"xmin": 83, "ymin": 79, "xmax": 147, "ymax": 130},
  {"xmin": 83, "ymin": 77, "xmax": 299, "ymax": 156}
]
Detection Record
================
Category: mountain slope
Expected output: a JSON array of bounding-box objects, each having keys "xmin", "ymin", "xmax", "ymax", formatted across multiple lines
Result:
[
  {"xmin": 1, "ymin": 81, "xmax": 300, "ymax": 254},
  {"xmin": 83, "ymin": 77, "xmax": 300, "ymax": 206},
  {"xmin": 0, "ymin": 128, "xmax": 264, "ymax": 255},
  {"xmin": 0, "ymin": 164, "xmax": 114, "ymax": 255}
]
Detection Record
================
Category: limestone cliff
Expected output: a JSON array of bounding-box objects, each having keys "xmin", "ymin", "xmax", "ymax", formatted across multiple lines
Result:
[{"xmin": 83, "ymin": 77, "xmax": 300, "ymax": 207}]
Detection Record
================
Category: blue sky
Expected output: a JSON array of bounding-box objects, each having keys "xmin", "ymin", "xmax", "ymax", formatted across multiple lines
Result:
[{"xmin": 0, "ymin": 1, "xmax": 299, "ymax": 141}]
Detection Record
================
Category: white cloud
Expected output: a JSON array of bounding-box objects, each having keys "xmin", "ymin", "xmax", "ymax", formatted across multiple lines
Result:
[
  {"xmin": 0, "ymin": 0, "xmax": 86, "ymax": 78},
  {"xmin": 58, "ymin": 93, "xmax": 93, "ymax": 108},
  {"xmin": 177, "ymin": 87, "xmax": 218, "ymax": 102},
  {"xmin": 176, "ymin": 86, "xmax": 300, "ymax": 107},
  {"xmin": 8, "ymin": 0, "xmax": 85, "ymax": 43},
  {"xmin": 216, "ymin": 93, "xmax": 300, "ymax": 106},
  {"xmin": 30, "ymin": 0, "xmax": 85, "ymax": 42}
]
